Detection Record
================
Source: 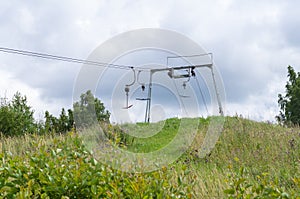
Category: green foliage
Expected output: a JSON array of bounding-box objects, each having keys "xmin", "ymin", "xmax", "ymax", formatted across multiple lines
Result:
[
  {"xmin": 0, "ymin": 132, "xmax": 194, "ymax": 198},
  {"xmin": 73, "ymin": 90, "xmax": 110, "ymax": 128},
  {"xmin": 0, "ymin": 92, "xmax": 36, "ymax": 136},
  {"xmin": 0, "ymin": 116, "xmax": 299, "ymax": 198},
  {"xmin": 277, "ymin": 65, "xmax": 300, "ymax": 125}
]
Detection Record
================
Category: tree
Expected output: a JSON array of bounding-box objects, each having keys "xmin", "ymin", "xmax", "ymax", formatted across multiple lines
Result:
[
  {"xmin": 277, "ymin": 65, "xmax": 300, "ymax": 125},
  {"xmin": 0, "ymin": 92, "xmax": 36, "ymax": 136},
  {"xmin": 44, "ymin": 110, "xmax": 52, "ymax": 133},
  {"xmin": 73, "ymin": 90, "xmax": 110, "ymax": 128},
  {"xmin": 58, "ymin": 108, "xmax": 68, "ymax": 132}
]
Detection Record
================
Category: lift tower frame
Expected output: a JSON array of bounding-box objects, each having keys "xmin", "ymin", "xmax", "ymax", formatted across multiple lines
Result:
[{"xmin": 144, "ymin": 63, "xmax": 223, "ymax": 123}]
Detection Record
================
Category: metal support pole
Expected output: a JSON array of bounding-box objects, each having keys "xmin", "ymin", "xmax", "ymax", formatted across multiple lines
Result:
[
  {"xmin": 126, "ymin": 91, "xmax": 128, "ymax": 108},
  {"xmin": 145, "ymin": 71, "xmax": 154, "ymax": 123},
  {"xmin": 210, "ymin": 66, "xmax": 224, "ymax": 115}
]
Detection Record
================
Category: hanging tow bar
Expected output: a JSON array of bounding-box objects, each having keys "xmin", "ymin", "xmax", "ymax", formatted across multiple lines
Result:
[{"xmin": 123, "ymin": 67, "xmax": 136, "ymax": 109}]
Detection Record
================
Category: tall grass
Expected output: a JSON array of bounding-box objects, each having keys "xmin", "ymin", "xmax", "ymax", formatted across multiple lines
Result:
[
  {"xmin": 0, "ymin": 132, "xmax": 66, "ymax": 156},
  {"xmin": 189, "ymin": 117, "xmax": 300, "ymax": 198},
  {"xmin": 0, "ymin": 117, "xmax": 299, "ymax": 198}
]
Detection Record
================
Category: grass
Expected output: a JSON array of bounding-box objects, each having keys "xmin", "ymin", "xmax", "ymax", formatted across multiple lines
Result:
[
  {"xmin": 0, "ymin": 116, "xmax": 299, "ymax": 198},
  {"xmin": 123, "ymin": 118, "xmax": 180, "ymax": 153},
  {"xmin": 122, "ymin": 116, "xmax": 300, "ymax": 197}
]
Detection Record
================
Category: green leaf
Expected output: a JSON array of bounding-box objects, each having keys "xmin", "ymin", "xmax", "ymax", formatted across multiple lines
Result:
[
  {"xmin": 224, "ymin": 189, "xmax": 235, "ymax": 195},
  {"xmin": 91, "ymin": 185, "xmax": 97, "ymax": 195}
]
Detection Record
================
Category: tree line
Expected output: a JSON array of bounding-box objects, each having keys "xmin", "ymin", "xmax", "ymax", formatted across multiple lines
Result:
[{"xmin": 0, "ymin": 90, "xmax": 110, "ymax": 136}]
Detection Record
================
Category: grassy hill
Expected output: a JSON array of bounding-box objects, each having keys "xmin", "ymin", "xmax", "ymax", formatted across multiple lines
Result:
[{"xmin": 0, "ymin": 116, "xmax": 299, "ymax": 198}]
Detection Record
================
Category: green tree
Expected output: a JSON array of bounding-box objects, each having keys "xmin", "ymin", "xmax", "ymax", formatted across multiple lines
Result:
[
  {"xmin": 277, "ymin": 65, "xmax": 300, "ymax": 125},
  {"xmin": 73, "ymin": 90, "xmax": 110, "ymax": 128},
  {"xmin": 58, "ymin": 108, "xmax": 68, "ymax": 132},
  {"xmin": 0, "ymin": 92, "xmax": 36, "ymax": 136}
]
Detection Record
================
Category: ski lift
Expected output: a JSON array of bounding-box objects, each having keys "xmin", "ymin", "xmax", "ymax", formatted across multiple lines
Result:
[{"xmin": 123, "ymin": 67, "xmax": 136, "ymax": 109}]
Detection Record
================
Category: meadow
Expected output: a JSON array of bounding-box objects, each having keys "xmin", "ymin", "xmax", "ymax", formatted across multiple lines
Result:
[{"xmin": 0, "ymin": 116, "xmax": 299, "ymax": 198}]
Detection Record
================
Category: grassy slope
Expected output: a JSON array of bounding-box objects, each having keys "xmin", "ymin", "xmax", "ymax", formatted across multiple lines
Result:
[
  {"xmin": 1, "ymin": 116, "xmax": 299, "ymax": 198},
  {"xmin": 123, "ymin": 116, "xmax": 300, "ymax": 197}
]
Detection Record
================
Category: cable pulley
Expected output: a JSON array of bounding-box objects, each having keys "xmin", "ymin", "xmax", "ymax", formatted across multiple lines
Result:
[{"xmin": 137, "ymin": 70, "xmax": 146, "ymax": 91}]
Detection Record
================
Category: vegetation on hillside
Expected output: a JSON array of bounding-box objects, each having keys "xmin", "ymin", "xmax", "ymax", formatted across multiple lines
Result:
[{"xmin": 0, "ymin": 117, "xmax": 299, "ymax": 198}]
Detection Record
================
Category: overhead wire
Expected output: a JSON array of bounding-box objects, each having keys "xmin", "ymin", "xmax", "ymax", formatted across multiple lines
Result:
[{"xmin": 0, "ymin": 46, "xmax": 151, "ymax": 71}]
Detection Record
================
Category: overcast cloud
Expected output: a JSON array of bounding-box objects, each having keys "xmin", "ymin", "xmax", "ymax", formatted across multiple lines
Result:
[{"xmin": 1, "ymin": 0, "xmax": 300, "ymax": 122}]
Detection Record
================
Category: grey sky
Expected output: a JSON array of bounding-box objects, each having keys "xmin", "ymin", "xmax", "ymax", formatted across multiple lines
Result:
[{"xmin": 0, "ymin": 0, "xmax": 299, "ymax": 122}]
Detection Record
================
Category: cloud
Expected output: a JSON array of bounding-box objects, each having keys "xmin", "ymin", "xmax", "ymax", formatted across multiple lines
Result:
[
  {"xmin": 0, "ymin": 69, "xmax": 67, "ymax": 119},
  {"xmin": 0, "ymin": 0, "xmax": 300, "ymax": 122}
]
